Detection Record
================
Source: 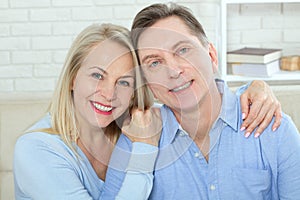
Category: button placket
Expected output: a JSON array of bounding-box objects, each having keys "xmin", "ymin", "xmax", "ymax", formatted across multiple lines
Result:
[
  {"xmin": 194, "ymin": 152, "xmax": 200, "ymax": 158},
  {"xmin": 210, "ymin": 184, "xmax": 216, "ymax": 191}
]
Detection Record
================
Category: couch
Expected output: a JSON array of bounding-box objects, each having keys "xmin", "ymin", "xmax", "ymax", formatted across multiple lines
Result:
[{"xmin": 1, "ymin": 85, "xmax": 300, "ymax": 199}]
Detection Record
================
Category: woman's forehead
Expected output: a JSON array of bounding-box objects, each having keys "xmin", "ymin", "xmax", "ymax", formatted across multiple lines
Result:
[{"xmin": 80, "ymin": 41, "xmax": 132, "ymax": 71}]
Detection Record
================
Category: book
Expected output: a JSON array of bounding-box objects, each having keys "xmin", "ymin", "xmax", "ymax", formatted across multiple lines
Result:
[
  {"xmin": 227, "ymin": 47, "xmax": 282, "ymax": 64},
  {"xmin": 231, "ymin": 59, "xmax": 280, "ymax": 77}
]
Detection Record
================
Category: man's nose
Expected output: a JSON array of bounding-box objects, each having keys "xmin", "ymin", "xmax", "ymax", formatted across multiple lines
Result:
[{"xmin": 165, "ymin": 55, "xmax": 184, "ymax": 79}]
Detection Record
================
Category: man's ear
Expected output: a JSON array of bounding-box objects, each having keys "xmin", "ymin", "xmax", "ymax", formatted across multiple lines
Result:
[{"xmin": 208, "ymin": 43, "xmax": 218, "ymax": 73}]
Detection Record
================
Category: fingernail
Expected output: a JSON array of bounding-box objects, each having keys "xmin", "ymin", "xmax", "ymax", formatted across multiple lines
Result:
[
  {"xmin": 272, "ymin": 127, "xmax": 277, "ymax": 132},
  {"xmin": 240, "ymin": 126, "xmax": 245, "ymax": 131},
  {"xmin": 254, "ymin": 133, "xmax": 260, "ymax": 138},
  {"xmin": 244, "ymin": 132, "xmax": 250, "ymax": 138},
  {"xmin": 242, "ymin": 113, "xmax": 246, "ymax": 120}
]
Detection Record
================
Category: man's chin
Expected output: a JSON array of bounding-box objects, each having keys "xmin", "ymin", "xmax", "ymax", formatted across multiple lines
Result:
[{"xmin": 169, "ymin": 100, "xmax": 200, "ymax": 113}]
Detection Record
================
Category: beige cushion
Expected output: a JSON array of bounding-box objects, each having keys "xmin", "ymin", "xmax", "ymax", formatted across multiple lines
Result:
[{"xmin": 1, "ymin": 86, "xmax": 299, "ymax": 199}]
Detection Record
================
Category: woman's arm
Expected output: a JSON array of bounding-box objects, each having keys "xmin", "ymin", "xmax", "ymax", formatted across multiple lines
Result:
[
  {"xmin": 101, "ymin": 107, "xmax": 162, "ymax": 200},
  {"xmin": 101, "ymin": 137, "xmax": 158, "ymax": 200},
  {"xmin": 14, "ymin": 134, "xmax": 95, "ymax": 200},
  {"xmin": 237, "ymin": 80, "xmax": 282, "ymax": 137},
  {"xmin": 115, "ymin": 142, "xmax": 158, "ymax": 200}
]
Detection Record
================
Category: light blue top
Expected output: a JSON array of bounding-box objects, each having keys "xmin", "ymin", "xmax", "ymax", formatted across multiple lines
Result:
[
  {"xmin": 103, "ymin": 81, "xmax": 300, "ymax": 199},
  {"xmin": 13, "ymin": 114, "xmax": 158, "ymax": 200}
]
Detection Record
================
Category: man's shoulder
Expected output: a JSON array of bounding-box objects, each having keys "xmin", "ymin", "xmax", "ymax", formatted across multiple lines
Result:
[{"xmin": 258, "ymin": 112, "xmax": 300, "ymax": 152}]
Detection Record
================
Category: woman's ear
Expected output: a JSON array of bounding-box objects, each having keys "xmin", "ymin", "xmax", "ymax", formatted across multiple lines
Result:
[
  {"xmin": 208, "ymin": 43, "xmax": 218, "ymax": 73},
  {"xmin": 72, "ymin": 77, "xmax": 76, "ymax": 90}
]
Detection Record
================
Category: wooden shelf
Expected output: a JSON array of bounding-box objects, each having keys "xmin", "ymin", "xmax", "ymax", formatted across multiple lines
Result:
[
  {"xmin": 226, "ymin": 70, "xmax": 300, "ymax": 82},
  {"xmin": 223, "ymin": 0, "xmax": 300, "ymax": 4},
  {"xmin": 220, "ymin": 0, "xmax": 300, "ymax": 85}
]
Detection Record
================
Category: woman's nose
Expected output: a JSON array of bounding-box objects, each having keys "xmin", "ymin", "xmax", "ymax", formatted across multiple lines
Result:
[{"xmin": 99, "ymin": 83, "xmax": 116, "ymax": 101}]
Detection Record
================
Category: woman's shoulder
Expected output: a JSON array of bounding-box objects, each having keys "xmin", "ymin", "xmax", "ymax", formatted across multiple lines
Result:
[
  {"xmin": 15, "ymin": 114, "xmax": 73, "ymax": 158},
  {"xmin": 17, "ymin": 114, "xmax": 58, "ymax": 144},
  {"xmin": 27, "ymin": 113, "xmax": 52, "ymax": 131},
  {"xmin": 14, "ymin": 131, "xmax": 80, "ymax": 170}
]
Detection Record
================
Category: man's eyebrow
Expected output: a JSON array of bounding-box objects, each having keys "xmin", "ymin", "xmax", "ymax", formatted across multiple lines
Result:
[
  {"xmin": 140, "ymin": 40, "xmax": 195, "ymax": 63},
  {"xmin": 172, "ymin": 40, "xmax": 194, "ymax": 51}
]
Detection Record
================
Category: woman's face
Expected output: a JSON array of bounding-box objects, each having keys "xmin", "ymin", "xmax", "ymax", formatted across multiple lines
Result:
[{"xmin": 72, "ymin": 40, "xmax": 135, "ymax": 129}]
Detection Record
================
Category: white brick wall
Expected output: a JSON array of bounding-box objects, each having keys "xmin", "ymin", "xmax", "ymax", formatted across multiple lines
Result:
[
  {"xmin": 227, "ymin": 3, "xmax": 300, "ymax": 54},
  {"xmin": 0, "ymin": 0, "xmax": 299, "ymax": 96}
]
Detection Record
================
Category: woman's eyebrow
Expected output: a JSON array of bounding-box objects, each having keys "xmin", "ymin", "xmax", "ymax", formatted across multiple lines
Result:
[
  {"xmin": 120, "ymin": 74, "xmax": 134, "ymax": 79},
  {"xmin": 89, "ymin": 66, "xmax": 107, "ymax": 74},
  {"xmin": 141, "ymin": 54, "xmax": 160, "ymax": 64}
]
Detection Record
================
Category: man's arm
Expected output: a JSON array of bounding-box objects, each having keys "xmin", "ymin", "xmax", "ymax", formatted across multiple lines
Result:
[{"xmin": 277, "ymin": 116, "xmax": 300, "ymax": 198}]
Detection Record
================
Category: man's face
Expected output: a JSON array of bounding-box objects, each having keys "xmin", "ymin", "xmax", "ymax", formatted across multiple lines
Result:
[{"xmin": 137, "ymin": 16, "xmax": 218, "ymax": 112}]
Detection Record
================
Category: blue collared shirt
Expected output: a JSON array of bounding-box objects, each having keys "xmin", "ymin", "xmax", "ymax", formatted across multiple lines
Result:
[{"xmin": 104, "ymin": 81, "xmax": 300, "ymax": 199}]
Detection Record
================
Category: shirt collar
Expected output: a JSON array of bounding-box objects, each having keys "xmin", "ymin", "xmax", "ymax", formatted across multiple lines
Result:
[
  {"xmin": 216, "ymin": 79, "xmax": 239, "ymax": 132},
  {"xmin": 159, "ymin": 105, "xmax": 181, "ymax": 147},
  {"xmin": 159, "ymin": 79, "xmax": 240, "ymax": 147}
]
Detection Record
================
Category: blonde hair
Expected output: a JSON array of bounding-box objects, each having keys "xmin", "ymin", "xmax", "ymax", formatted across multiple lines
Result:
[{"xmin": 43, "ymin": 23, "xmax": 153, "ymax": 152}]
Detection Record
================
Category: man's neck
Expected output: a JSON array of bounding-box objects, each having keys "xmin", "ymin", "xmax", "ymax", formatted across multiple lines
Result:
[{"xmin": 172, "ymin": 83, "xmax": 222, "ymax": 161}]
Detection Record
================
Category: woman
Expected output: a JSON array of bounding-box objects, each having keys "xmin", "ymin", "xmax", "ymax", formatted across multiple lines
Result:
[
  {"xmin": 13, "ymin": 23, "xmax": 281, "ymax": 200},
  {"xmin": 13, "ymin": 23, "xmax": 156, "ymax": 200}
]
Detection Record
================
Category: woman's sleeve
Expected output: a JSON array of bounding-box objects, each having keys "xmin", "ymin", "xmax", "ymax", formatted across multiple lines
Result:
[
  {"xmin": 101, "ymin": 134, "xmax": 158, "ymax": 200},
  {"xmin": 13, "ymin": 134, "xmax": 94, "ymax": 200}
]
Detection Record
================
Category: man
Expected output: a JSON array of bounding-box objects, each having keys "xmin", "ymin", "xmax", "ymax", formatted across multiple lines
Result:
[{"xmin": 103, "ymin": 3, "xmax": 300, "ymax": 199}]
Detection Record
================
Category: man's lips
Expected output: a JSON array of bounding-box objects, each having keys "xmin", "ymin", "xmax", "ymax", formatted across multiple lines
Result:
[{"xmin": 170, "ymin": 80, "xmax": 193, "ymax": 92}]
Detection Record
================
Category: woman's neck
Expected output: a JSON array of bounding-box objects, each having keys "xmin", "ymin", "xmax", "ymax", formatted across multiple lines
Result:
[{"xmin": 77, "ymin": 126, "xmax": 114, "ymax": 180}]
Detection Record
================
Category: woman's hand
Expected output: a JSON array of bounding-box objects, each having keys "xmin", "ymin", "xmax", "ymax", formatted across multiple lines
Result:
[
  {"xmin": 240, "ymin": 80, "xmax": 282, "ymax": 138},
  {"xmin": 122, "ymin": 107, "xmax": 162, "ymax": 146}
]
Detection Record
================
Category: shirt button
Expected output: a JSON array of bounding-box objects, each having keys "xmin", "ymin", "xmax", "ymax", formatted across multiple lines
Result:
[
  {"xmin": 194, "ymin": 152, "xmax": 200, "ymax": 158},
  {"xmin": 223, "ymin": 122, "xmax": 228, "ymax": 126},
  {"xmin": 210, "ymin": 184, "xmax": 216, "ymax": 191},
  {"xmin": 179, "ymin": 131, "xmax": 186, "ymax": 136}
]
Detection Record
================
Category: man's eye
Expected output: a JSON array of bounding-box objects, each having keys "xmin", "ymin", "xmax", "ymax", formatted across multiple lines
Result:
[
  {"xmin": 178, "ymin": 47, "xmax": 189, "ymax": 55},
  {"xmin": 149, "ymin": 61, "xmax": 160, "ymax": 68},
  {"xmin": 91, "ymin": 73, "xmax": 103, "ymax": 80},
  {"xmin": 118, "ymin": 80, "xmax": 130, "ymax": 87}
]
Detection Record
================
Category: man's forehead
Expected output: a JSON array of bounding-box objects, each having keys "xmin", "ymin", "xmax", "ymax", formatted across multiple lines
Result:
[{"xmin": 138, "ymin": 27, "xmax": 191, "ymax": 49}]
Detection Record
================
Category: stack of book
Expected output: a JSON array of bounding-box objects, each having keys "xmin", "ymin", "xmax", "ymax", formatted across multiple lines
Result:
[{"xmin": 227, "ymin": 47, "xmax": 282, "ymax": 77}]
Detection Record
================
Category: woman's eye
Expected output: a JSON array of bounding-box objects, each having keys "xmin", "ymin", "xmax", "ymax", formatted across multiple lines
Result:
[
  {"xmin": 91, "ymin": 73, "xmax": 103, "ymax": 80},
  {"xmin": 118, "ymin": 80, "xmax": 130, "ymax": 87},
  {"xmin": 149, "ymin": 61, "xmax": 160, "ymax": 68}
]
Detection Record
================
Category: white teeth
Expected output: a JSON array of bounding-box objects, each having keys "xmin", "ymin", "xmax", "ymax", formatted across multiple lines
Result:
[
  {"xmin": 93, "ymin": 102, "xmax": 113, "ymax": 112},
  {"xmin": 171, "ymin": 81, "xmax": 192, "ymax": 92}
]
